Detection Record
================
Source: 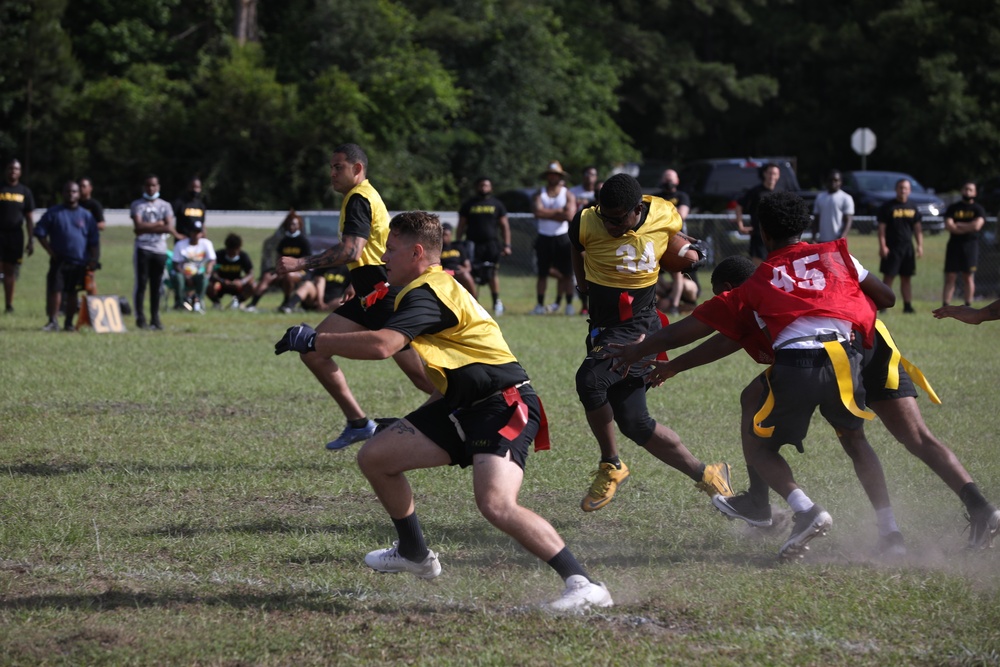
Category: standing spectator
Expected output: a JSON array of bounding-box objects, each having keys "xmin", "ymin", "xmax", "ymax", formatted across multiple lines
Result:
[
  {"xmin": 569, "ymin": 166, "xmax": 599, "ymax": 209},
  {"xmin": 811, "ymin": 170, "xmax": 854, "ymax": 243},
  {"xmin": 276, "ymin": 143, "xmax": 434, "ymax": 450},
  {"xmin": 171, "ymin": 227, "xmax": 216, "ymax": 313},
  {"xmin": 440, "ymin": 223, "xmax": 476, "ymax": 294},
  {"xmin": 246, "ymin": 211, "xmax": 311, "ymax": 311},
  {"xmin": 457, "ymin": 176, "xmax": 510, "ymax": 316},
  {"xmin": 659, "ymin": 168, "xmax": 693, "ymax": 315},
  {"xmin": 130, "ymin": 174, "xmax": 178, "ymax": 330},
  {"xmin": 941, "ymin": 181, "xmax": 985, "ymax": 309},
  {"xmin": 532, "ymin": 161, "xmax": 577, "ymax": 315},
  {"xmin": 0, "ymin": 158, "xmax": 35, "ymax": 314},
  {"xmin": 570, "ymin": 173, "xmax": 733, "ymax": 512},
  {"xmin": 33, "ymin": 181, "xmax": 99, "ymax": 331},
  {"xmin": 877, "ymin": 178, "xmax": 923, "ymax": 314},
  {"xmin": 208, "ymin": 233, "xmax": 255, "ymax": 308},
  {"xmin": 734, "ymin": 162, "xmax": 779, "ymax": 265},
  {"xmin": 274, "ymin": 211, "xmax": 613, "ymax": 612},
  {"xmin": 173, "ymin": 177, "xmax": 207, "ymax": 240},
  {"xmin": 78, "ymin": 177, "xmax": 106, "ymax": 295}
]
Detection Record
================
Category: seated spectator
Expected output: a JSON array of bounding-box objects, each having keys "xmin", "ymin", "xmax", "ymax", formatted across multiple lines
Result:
[
  {"xmin": 208, "ymin": 233, "xmax": 256, "ymax": 308},
  {"xmin": 440, "ymin": 223, "xmax": 476, "ymax": 295},
  {"xmin": 34, "ymin": 181, "xmax": 99, "ymax": 331},
  {"xmin": 245, "ymin": 210, "xmax": 311, "ymax": 312},
  {"xmin": 171, "ymin": 227, "xmax": 216, "ymax": 313},
  {"xmin": 656, "ymin": 270, "xmax": 700, "ymax": 315},
  {"xmin": 280, "ymin": 265, "xmax": 354, "ymax": 314}
]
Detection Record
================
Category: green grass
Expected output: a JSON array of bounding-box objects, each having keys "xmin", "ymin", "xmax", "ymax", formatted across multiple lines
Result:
[{"xmin": 1, "ymin": 228, "xmax": 999, "ymax": 665}]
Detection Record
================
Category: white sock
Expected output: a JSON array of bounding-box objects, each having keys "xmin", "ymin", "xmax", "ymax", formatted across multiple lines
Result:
[
  {"xmin": 876, "ymin": 507, "xmax": 899, "ymax": 536},
  {"xmin": 786, "ymin": 488, "xmax": 813, "ymax": 514}
]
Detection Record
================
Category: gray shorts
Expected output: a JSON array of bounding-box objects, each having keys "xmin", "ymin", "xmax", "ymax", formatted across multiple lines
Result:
[{"xmin": 753, "ymin": 344, "xmax": 868, "ymax": 452}]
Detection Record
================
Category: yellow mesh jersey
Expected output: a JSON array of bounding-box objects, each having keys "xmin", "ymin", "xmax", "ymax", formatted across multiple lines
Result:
[
  {"xmin": 340, "ymin": 179, "xmax": 390, "ymax": 270},
  {"xmin": 395, "ymin": 266, "xmax": 517, "ymax": 395},
  {"xmin": 580, "ymin": 195, "xmax": 682, "ymax": 289}
]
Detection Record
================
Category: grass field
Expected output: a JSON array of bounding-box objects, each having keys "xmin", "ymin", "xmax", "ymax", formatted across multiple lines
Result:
[{"xmin": 1, "ymin": 226, "xmax": 999, "ymax": 665}]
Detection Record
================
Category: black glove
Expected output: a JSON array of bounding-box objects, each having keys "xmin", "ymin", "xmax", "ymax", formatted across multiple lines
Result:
[
  {"xmin": 689, "ymin": 239, "xmax": 708, "ymax": 269},
  {"xmin": 274, "ymin": 323, "xmax": 317, "ymax": 355}
]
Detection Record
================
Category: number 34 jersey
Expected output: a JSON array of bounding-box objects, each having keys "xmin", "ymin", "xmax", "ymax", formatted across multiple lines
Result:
[{"xmin": 573, "ymin": 194, "xmax": 682, "ymax": 326}]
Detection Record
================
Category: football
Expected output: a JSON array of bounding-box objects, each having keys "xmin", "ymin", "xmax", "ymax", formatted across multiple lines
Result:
[{"xmin": 659, "ymin": 231, "xmax": 703, "ymax": 273}]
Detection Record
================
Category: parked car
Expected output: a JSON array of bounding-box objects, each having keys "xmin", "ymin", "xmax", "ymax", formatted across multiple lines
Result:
[
  {"xmin": 840, "ymin": 171, "xmax": 945, "ymax": 233},
  {"xmin": 676, "ymin": 157, "xmax": 804, "ymax": 214}
]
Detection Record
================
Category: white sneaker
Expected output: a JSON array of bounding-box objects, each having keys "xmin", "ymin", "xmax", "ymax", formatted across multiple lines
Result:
[
  {"xmin": 565, "ymin": 304, "xmax": 575, "ymax": 316},
  {"xmin": 546, "ymin": 303, "xmax": 560, "ymax": 314},
  {"xmin": 493, "ymin": 300, "xmax": 504, "ymax": 317},
  {"xmin": 230, "ymin": 296, "xmax": 241, "ymax": 310},
  {"xmin": 364, "ymin": 541, "xmax": 441, "ymax": 579},
  {"xmin": 543, "ymin": 575, "xmax": 613, "ymax": 613},
  {"xmin": 531, "ymin": 304, "xmax": 547, "ymax": 315}
]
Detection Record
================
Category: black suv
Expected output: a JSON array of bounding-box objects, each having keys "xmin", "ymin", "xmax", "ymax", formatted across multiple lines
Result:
[{"xmin": 677, "ymin": 157, "xmax": 803, "ymax": 213}]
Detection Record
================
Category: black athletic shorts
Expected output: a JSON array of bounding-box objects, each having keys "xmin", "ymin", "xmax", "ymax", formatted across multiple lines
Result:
[
  {"xmin": 754, "ymin": 344, "xmax": 867, "ymax": 452},
  {"xmin": 334, "ymin": 284, "xmax": 400, "ymax": 330},
  {"xmin": 576, "ymin": 309, "xmax": 659, "ymax": 411},
  {"xmin": 944, "ymin": 238, "xmax": 978, "ymax": 274},
  {"xmin": 46, "ymin": 257, "xmax": 86, "ymax": 295},
  {"xmin": 859, "ymin": 328, "xmax": 918, "ymax": 403},
  {"xmin": 0, "ymin": 229, "xmax": 25, "ymax": 264},
  {"xmin": 879, "ymin": 246, "xmax": 916, "ymax": 277},
  {"xmin": 405, "ymin": 385, "xmax": 540, "ymax": 470},
  {"xmin": 535, "ymin": 233, "xmax": 572, "ymax": 278}
]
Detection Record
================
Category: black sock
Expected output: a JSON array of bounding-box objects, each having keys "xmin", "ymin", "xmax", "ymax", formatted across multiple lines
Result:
[
  {"xmin": 904, "ymin": 301, "xmax": 914, "ymax": 311},
  {"xmin": 600, "ymin": 456, "xmax": 621, "ymax": 469},
  {"xmin": 747, "ymin": 465, "xmax": 770, "ymax": 506},
  {"xmin": 392, "ymin": 513, "xmax": 429, "ymax": 562},
  {"xmin": 960, "ymin": 482, "xmax": 989, "ymax": 511},
  {"xmin": 547, "ymin": 547, "xmax": 590, "ymax": 582},
  {"xmin": 537, "ymin": 295, "xmax": 545, "ymax": 307},
  {"xmin": 249, "ymin": 293, "xmax": 262, "ymax": 307},
  {"xmin": 491, "ymin": 292, "xmax": 499, "ymax": 307},
  {"xmin": 348, "ymin": 416, "xmax": 370, "ymax": 429},
  {"xmin": 690, "ymin": 462, "xmax": 707, "ymax": 483}
]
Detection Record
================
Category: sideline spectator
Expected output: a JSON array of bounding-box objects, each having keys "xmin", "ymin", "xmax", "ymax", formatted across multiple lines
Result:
[
  {"xmin": 245, "ymin": 210, "xmax": 311, "ymax": 312},
  {"xmin": 659, "ymin": 168, "xmax": 694, "ymax": 315},
  {"xmin": 275, "ymin": 143, "xmax": 434, "ymax": 450},
  {"xmin": 171, "ymin": 227, "xmax": 216, "ymax": 313},
  {"xmin": 78, "ymin": 177, "xmax": 106, "ymax": 295},
  {"xmin": 273, "ymin": 211, "xmax": 613, "ymax": 612},
  {"xmin": 440, "ymin": 223, "xmax": 476, "ymax": 294},
  {"xmin": 0, "ymin": 158, "xmax": 35, "ymax": 314},
  {"xmin": 811, "ymin": 170, "xmax": 854, "ymax": 243},
  {"xmin": 941, "ymin": 181, "xmax": 985, "ymax": 309},
  {"xmin": 877, "ymin": 178, "xmax": 922, "ymax": 314},
  {"xmin": 281, "ymin": 265, "xmax": 353, "ymax": 314},
  {"xmin": 734, "ymin": 162, "xmax": 779, "ymax": 265},
  {"xmin": 532, "ymin": 161, "xmax": 577, "ymax": 314},
  {"xmin": 569, "ymin": 173, "xmax": 733, "ymax": 513},
  {"xmin": 33, "ymin": 181, "xmax": 99, "ymax": 331},
  {"xmin": 208, "ymin": 233, "xmax": 255, "ymax": 308},
  {"xmin": 456, "ymin": 176, "xmax": 510, "ymax": 316},
  {"xmin": 173, "ymin": 177, "xmax": 207, "ymax": 240},
  {"xmin": 130, "ymin": 174, "xmax": 179, "ymax": 330},
  {"xmin": 569, "ymin": 166, "xmax": 599, "ymax": 209}
]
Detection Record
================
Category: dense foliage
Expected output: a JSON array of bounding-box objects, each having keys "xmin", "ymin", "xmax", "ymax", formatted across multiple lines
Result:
[{"xmin": 3, "ymin": 0, "xmax": 999, "ymax": 208}]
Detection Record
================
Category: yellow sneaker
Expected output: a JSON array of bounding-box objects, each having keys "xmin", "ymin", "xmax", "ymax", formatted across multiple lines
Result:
[
  {"xmin": 581, "ymin": 461, "xmax": 630, "ymax": 512},
  {"xmin": 696, "ymin": 462, "xmax": 733, "ymax": 498}
]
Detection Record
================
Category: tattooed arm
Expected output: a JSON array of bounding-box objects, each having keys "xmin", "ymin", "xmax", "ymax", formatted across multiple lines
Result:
[{"xmin": 277, "ymin": 235, "xmax": 367, "ymax": 276}]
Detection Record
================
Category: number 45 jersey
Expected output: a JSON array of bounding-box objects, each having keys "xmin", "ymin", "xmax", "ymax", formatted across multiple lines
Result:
[{"xmin": 574, "ymin": 195, "xmax": 682, "ymax": 327}]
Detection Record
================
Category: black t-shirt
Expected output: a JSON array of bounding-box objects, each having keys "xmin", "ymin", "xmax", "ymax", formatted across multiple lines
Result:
[
  {"xmin": 384, "ymin": 284, "xmax": 528, "ymax": 408},
  {"xmin": 877, "ymin": 199, "xmax": 922, "ymax": 250},
  {"xmin": 737, "ymin": 185, "xmax": 772, "ymax": 231},
  {"xmin": 945, "ymin": 200, "xmax": 985, "ymax": 243},
  {"xmin": 458, "ymin": 195, "xmax": 508, "ymax": 244},
  {"xmin": 214, "ymin": 251, "xmax": 254, "ymax": 281},
  {"xmin": 174, "ymin": 194, "xmax": 207, "ymax": 237},
  {"xmin": 342, "ymin": 193, "xmax": 373, "ymax": 241},
  {"xmin": 276, "ymin": 234, "xmax": 312, "ymax": 261},
  {"xmin": 659, "ymin": 189, "xmax": 691, "ymax": 211},
  {"xmin": 319, "ymin": 265, "xmax": 352, "ymax": 302},
  {"xmin": 80, "ymin": 198, "xmax": 105, "ymax": 226},
  {"xmin": 569, "ymin": 206, "xmax": 658, "ymax": 327},
  {"xmin": 440, "ymin": 241, "xmax": 469, "ymax": 272},
  {"xmin": 0, "ymin": 182, "xmax": 35, "ymax": 231}
]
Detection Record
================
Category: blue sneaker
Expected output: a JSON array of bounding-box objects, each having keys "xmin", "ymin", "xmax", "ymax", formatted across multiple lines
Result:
[{"xmin": 326, "ymin": 420, "xmax": 377, "ymax": 450}]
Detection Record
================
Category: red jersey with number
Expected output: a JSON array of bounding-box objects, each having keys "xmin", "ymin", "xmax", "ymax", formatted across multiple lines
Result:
[
  {"xmin": 692, "ymin": 298, "xmax": 774, "ymax": 364},
  {"xmin": 695, "ymin": 240, "xmax": 876, "ymax": 349}
]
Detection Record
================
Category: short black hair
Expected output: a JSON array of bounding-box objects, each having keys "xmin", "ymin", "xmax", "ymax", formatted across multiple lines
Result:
[
  {"xmin": 599, "ymin": 173, "xmax": 642, "ymax": 211},
  {"xmin": 474, "ymin": 176, "xmax": 491, "ymax": 185},
  {"xmin": 756, "ymin": 191, "xmax": 811, "ymax": 241},
  {"xmin": 758, "ymin": 162, "xmax": 779, "ymax": 179},
  {"xmin": 333, "ymin": 143, "xmax": 368, "ymax": 173},
  {"xmin": 711, "ymin": 255, "xmax": 756, "ymax": 290},
  {"xmin": 225, "ymin": 233, "xmax": 242, "ymax": 251}
]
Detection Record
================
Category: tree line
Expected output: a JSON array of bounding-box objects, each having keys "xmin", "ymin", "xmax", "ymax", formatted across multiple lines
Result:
[{"xmin": 3, "ymin": 0, "xmax": 999, "ymax": 210}]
